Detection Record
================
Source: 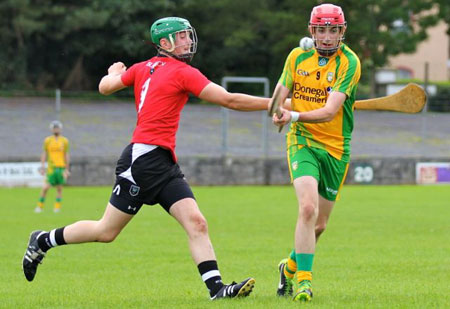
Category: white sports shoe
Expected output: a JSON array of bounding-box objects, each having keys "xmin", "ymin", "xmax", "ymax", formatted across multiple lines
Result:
[{"xmin": 34, "ymin": 207, "xmax": 43, "ymax": 213}]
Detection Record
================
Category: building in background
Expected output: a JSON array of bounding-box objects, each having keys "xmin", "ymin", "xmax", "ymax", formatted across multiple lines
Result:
[{"xmin": 388, "ymin": 21, "xmax": 449, "ymax": 82}]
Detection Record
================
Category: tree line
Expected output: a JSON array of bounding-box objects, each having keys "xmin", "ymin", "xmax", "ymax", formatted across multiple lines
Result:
[{"xmin": 1, "ymin": 0, "xmax": 448, "ymax": 92}]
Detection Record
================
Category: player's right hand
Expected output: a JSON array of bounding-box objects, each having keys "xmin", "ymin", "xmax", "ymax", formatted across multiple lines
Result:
[
  {"xmin": 108, "ymin": 62, "xmax": 127, "ymax": 75},
  {"xmin": 63, "ymin": 169, "xmax": 71, "ymax": 180},
  {"xmin": 272, "ymin": 108, "xmax": 291, "ymax": 127}
]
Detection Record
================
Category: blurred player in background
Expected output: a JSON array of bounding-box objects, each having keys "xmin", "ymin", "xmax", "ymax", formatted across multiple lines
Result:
[
  {"xmin": 271, "ymin": 4, "xmax": 361, "ymax": 301},
  {"xmin": 23, "ymin": 17, "xmax": 269, "ymax": 300},
  {"xmin": 34, "ymin": 120, "xmax": 70, "ymax": 213}
]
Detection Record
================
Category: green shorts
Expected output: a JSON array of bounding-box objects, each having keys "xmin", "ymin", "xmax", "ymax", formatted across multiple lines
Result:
[
  {"xmin": 47, "ymin": 167, "xmax": 66, "ymax": 186},
  {"xmin": 287, "ymin": 145, "xmax": 349, "ymax": 201}
]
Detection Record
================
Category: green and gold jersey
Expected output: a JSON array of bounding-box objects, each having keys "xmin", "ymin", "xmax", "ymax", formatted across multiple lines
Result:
[
  {"xmin": 279, "ymin": 43, "xmax": 361, "ymax": 162},
  {"xmin": 43, "ymin": 135, "xmax": 69, "ymax": 172}
]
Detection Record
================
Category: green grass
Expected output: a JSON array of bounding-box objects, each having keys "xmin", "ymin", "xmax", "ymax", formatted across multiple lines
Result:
[{"xmin": 2, "ymin": 185, "xmax": 449, "ymax": 308}]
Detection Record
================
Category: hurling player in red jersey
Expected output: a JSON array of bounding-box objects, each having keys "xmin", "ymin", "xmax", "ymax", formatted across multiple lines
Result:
[{"xmin": 23, "ymin": 17, "xmax": 269, "ymax": 300}]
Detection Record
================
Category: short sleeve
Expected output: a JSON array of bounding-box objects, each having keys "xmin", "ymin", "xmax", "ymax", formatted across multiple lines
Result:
[
  {"xmin": 278, "ymin": 49, "xmax": 296, "ymax": 91},
  {"xmin": 43, "ymin": 137, "xmax": 49, "ymax": 152},
  {"xmin": 179, "ymin": 66, "xmax": 210, "ymax": 96},
  {"xmin": 64, "ymin": 138, "xmax": 70, "ymax": 152},
  {"xmin": 121, "ymin": 64, "xmax": 137, "ymax": 86},
  {"xmin": 334, "ymin": 52, "xmax": 361, "ymax": 97}
]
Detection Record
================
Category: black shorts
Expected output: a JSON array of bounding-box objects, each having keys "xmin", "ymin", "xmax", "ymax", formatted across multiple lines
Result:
[{"xmin": 109, "ymin": 144, "xmax": 195, "ymax": 215}]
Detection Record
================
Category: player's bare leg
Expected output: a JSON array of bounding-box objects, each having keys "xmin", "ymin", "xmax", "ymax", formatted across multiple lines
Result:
[
  {"xmin": 278, "ymin": 194, "xmax": 335, "ymax": 297},
  {"xmin": 35, "ymin": 182, "xmax": 51, "ymax": 212},
  {"xmin": 23, "ymin": 203, "xmax": 133, "ymax": 281},
  {"xmin": 54, "ymin": 185, "xmax": 63, "ymax": 212},
  {"xmin": 170, "ymin": 198, "xmax": 216, "ymax": 263},
  {"xmin": 315, "ymin": 196, "xmax": 335, "ymax": 241},
  {"xmin": 294, "ymin": 176, "xmax": 319, "ymax": 253},
  {"xmin": 292, "ymin": 176, "xmax": 318, "ymax": 301},
  {"xmin": 63, "ymin": 203, "xmax": 133, "ymax": 243},
  {"xmin": 170, "ymin": 197, "xmax": 255, "ymax": 299},
  {"xmin": 40, "ymin": 182, "xmax": 51, "ymax": 197}
]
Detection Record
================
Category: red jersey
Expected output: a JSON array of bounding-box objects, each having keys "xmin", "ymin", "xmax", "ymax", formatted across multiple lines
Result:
[{"xmin": 121, "ymin": 56, "xmax": 210, "ymax": 162}]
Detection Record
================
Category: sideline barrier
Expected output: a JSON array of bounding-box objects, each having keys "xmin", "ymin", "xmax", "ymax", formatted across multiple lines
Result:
[{"xmin": 2, "ymin": 157, "xmax": 450, "ymax": 187}]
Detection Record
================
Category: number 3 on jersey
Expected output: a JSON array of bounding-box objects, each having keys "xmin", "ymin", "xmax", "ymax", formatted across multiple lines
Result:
[{"xmin": 138, "ymin": 77, "xmax": 151, "ymax": 113}]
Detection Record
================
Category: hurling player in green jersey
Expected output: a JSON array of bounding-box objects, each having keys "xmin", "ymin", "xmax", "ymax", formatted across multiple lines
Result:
[{"xmin": 271, "ymin": 3, "xmax": 361, "ymax": 302}]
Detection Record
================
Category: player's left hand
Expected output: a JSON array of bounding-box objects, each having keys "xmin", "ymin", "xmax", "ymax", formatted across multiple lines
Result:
[
  {"xmin": 272, "ymin": 108, "xmax": 291, "ymax": 127},
  {"xmin": 108, "ymin": 62, "xmax": 127, "ymax": 75},
  {"xmin": 63, "ymin": 169, "xmax": 71, "ymax": 180}
]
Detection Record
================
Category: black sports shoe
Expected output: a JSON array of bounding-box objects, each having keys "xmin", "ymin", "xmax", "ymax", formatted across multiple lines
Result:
[
  {"xmin": 277, "ymin": 259, "xmax": 294, "ymax": 296},
  {"xmin": 210, "ymin": 277, "xmax": 255, "ymax": 300},
  {"xmin": 22, "ymin": 230, "xmax": 46, "ymax": 281}
]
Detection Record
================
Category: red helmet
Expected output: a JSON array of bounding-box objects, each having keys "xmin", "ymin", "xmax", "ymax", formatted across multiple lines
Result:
[
  {"xmin": 309, "ymin": 4, "xmax": 346, "ymax": 56},
  {"xmin": 309, "ymin": 4, "xmax": 346, "ymax": 26}
]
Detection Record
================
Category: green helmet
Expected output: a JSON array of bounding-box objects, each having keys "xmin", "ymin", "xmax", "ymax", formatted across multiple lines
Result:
[{"xmin": 150, "ymin": 17, "xmax": 198, "ymax": 62}]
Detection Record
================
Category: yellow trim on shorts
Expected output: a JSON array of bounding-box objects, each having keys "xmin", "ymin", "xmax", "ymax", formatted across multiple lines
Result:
[
  {"xmin": 335, "ymin": 162, "xmax": 350, "ymax": 201},
  {"xmin": 287, "ymin": 144, "xmax": 305, "ymax": 183},
  {"xmin": 287, "ymin": 147, "xmax": 293, "ymax": 183}
]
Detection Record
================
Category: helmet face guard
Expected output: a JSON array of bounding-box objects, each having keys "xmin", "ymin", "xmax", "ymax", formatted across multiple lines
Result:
[
  {"xmin": 150, "ymin": 17, "xmax": 198, "ymax": 63},
  {"xmin": 309, "ymin": 24, "xmax": 346, "ymax": 56},
  {"xmin": 309, "ymin": 4, "xmax": 346, "ymax": 57},
  {"xmin": 164, "ymin": 28, "xmax": 198, "ymax": 63}
]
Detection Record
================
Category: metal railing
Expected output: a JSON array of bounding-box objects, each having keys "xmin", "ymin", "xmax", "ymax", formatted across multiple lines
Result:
[{"xmin": 221, "ymin": 76, "xmax": 271, "ymax": 157}]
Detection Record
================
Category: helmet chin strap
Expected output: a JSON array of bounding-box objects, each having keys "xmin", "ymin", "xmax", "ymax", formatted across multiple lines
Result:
[
  {"xmin": 312, "ymin": 33, "xmax": 344, "ymax": 57},
  {"xmin": 165, "ymin": 51, "xmax": 194, "ymax": 63},
  {"xmin": 167, "ymin": 35, "xmax": 176, "ymax": 52},
  {"xmin": 155, "ymin": 45, "xmax": 194, "ymax": 63},
  {"xmin": 316, "ymin": 46, "xmax": 340, "ymax": 57}
]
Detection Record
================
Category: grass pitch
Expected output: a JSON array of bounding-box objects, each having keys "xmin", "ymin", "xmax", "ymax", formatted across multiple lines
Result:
[{"xmin": 1, "ymin": 185, "xmax": 449, "ymax": 308}]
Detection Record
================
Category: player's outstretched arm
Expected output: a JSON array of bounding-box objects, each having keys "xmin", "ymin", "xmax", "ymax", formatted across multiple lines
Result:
[
  {"xmin": 274, "ymin": 91, "xmax": 346, "ymax": 127},
  {"xmin": 99, "ymin": 62, "xmax": 127, "ymax": 95},
  {"xmin": 198, "ymin": 82, "xmax": 269, "ymax": 111},
  {"xmin": 298, "ymin": 91, "xmax": 345, "ymax": 123}
]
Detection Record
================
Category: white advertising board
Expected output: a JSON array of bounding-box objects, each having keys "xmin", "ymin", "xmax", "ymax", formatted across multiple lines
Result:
[{"xmin": 0, "ymin": 162, "xmax": 44, "ymax": 187}]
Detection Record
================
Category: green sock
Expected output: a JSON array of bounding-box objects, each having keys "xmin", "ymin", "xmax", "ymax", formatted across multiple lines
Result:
[
  {"xmin": 284, "ymin": 249, "xmax": 297, "ymax": 277},
  {"xmin": 290, "ymin": 249, "xmax": 296, "ymax": 261},
  {"xmin": 296, "ymin": 253, "xmax": 314, "ymax": 272},
  {"xmin": 39, "ymin": 197, "xmax": 45, "ymax": 203}
]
